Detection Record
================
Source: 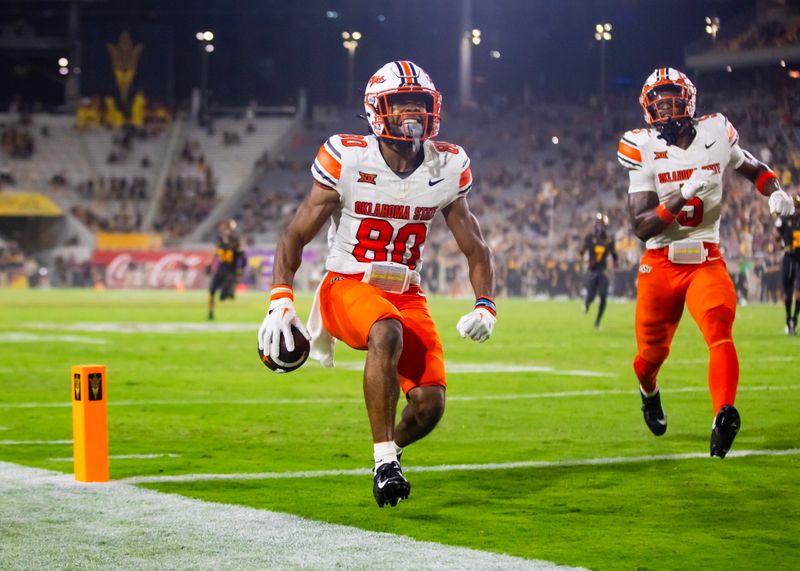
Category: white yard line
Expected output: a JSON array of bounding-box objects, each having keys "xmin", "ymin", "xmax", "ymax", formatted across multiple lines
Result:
[
  {"xmin": 0, "ymin": 384, "xmax": 793, "ymax": 410},
  {"xmin": 119, "ymin": 448, "xmax": 800, "ymax": 485},
  {"xmin": 22, "ymin": 321, "xmax": 256, "ymax": 333},
  {"xmin": 0, "ymin": 461, "xmax": 582, "ymax": 571},
  {"xmin": 0, "ymin": 440, "xmax": 73, "ymax": 445},
  {"xmin": 671, "ymin": 355, "xmax": 799, "ymax": 364},
  {"xmin": 47, "ymin": 453, "xmax": 181, "ymax": 462},
  {"xmin": 0, "ymin": 332, "xmax": 107, "ymax": 344}
]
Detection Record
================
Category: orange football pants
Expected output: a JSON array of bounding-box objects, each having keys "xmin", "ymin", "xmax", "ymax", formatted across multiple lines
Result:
[
  {"xmin": 634, "ymin": 244, "xmax": 739, "ymax": 413},
  {"xmin": 319, "ymin": 272, "xmax": 446, "ymax": 396}
]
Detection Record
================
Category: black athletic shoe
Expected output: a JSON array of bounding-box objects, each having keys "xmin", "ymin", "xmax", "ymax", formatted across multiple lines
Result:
[
  {"xmin": 372, "ymin": 461, "xmax": 410, "ymax": 508},
  {"xmin": 641, "ymin": 389, "xmax": 667, "ymax": 436},
  {"xmin": 710, "ymin": 405, "xmax": 741, "ymax": 459},
  {"xmin": 790, "ymin": 319, "xmax": 798, "ymax": 336}
]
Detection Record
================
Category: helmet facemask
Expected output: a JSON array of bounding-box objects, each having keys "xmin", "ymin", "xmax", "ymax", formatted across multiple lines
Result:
[
  {"xmin": 639, "ymin": 70, "xmax": 697, "ymax": 146},
  {"xmin": 366, "ymin": 87, "xmax": 441, "ymax": 153}
]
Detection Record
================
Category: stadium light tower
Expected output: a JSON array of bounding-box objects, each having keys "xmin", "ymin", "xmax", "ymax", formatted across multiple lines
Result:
[
  {"xmin": 705, "ymin": 16, "xmax": 720, "ymax": 43},
  {"xmin": 458, "ymin": 0, "xmax": 474, "ymax": 110},
  {"xmin": 594, "ymin": 23, "xmax": 612, "ymax": 110},
  {"xmin": 342, "ymin": 31, "xmax": 362, "ymax": 106},
  {"xmin": 196, "ymin": 30, "xmax": 215, "ymax": 123}
]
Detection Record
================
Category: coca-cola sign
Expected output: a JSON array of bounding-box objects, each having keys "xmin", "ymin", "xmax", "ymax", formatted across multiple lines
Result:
[{"xmin": 92, "ymin": 250, "xmax": 214, "ymax": 289}]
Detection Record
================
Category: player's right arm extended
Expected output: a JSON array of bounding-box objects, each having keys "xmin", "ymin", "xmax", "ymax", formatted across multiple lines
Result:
[
  {"xmin": 272, "ymin": 182, "xmax": 340, "ymax": 286},
  {"xmin": 258, "ymin": 182, "xmax": 339, "ymax": 355}
]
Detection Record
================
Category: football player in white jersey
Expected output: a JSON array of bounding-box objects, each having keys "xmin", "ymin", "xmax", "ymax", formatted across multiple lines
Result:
[
  {"xmin": 618, "ymin": 67, "xmax": 795, "ymax": 458},
  {"xmin": 258, "ymin": 61, "xmax": 495, "ymax": 507}
]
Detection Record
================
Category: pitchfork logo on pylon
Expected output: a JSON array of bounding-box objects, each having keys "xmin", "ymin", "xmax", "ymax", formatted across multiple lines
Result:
[{"xmin": 88, "ymin": 373, "xmax": 103, "ymax": 401}]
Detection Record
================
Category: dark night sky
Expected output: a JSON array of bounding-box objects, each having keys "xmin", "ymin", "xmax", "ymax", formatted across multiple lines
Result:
[{"xmin": 0, "ymin": 0, "xmax": 788, "ymax": 109}]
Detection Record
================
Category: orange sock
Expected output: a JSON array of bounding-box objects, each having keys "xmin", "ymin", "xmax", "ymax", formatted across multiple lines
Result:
[
  {"xmin": 701, "ymin": 307, "xmax": 739, "ymax": 414},
  {"xmin": 708, "ymin": 341, "xmax": 739, "ymax": 414},
  {"xmin": 633, "ymin": 355, "xmax": 661, "ymax": 395}
]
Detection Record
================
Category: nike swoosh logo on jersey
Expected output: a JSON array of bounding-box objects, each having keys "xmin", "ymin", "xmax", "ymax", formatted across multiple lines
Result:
[
  {"xmin": 705, "ymin": 141, "xmax": 716, "ymax": 149},
  {"xmin": 428, "ymin": 178, "xmax": 444, "ymax": 186}
]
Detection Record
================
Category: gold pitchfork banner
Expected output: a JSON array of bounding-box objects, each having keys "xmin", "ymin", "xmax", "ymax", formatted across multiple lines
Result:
[{"xmin": 106, "ymin": 31, "xmax": 143, "ymax": 104}]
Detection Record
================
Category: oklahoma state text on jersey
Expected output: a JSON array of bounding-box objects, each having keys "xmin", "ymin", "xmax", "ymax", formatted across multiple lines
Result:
[
  {"xmin": 311, "ymin": 134, "xmax": 472, "ymax": 274},
  {"xmin": 617, "ymin": 114, "xmax": 746, "ymax": 249}
]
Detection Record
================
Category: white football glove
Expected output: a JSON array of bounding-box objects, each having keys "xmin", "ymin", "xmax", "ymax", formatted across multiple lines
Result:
[
  {"xmin": 257, "ymin": 297, "xmax": 311, "ymax": 361},
  {"xmin": 456, "ymin": 307, "xmax": 496, "ymax": 343},
  {"xmin": 680, "ymin": 169, "xmax": 712, "ymax": 200},
  {"xmin": 768, "ymin": 190, "xmax": 795, "ymax": 216}
]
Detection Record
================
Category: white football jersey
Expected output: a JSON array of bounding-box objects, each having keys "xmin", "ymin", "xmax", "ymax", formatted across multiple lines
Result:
[
  {"xmin": 311, "ymin": 134, "xmax": 472, "ymax": 274},
  {"xmin": 618, "ymin": 113, "xmax": 746, "ymax": 249}
]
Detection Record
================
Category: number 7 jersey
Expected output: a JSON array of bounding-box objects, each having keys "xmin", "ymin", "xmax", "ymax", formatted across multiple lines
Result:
[
  {"xmin": 617, "ymin": 113, "xmax": 746, "ymax": 249},
  {"xmin": 311, "ymin": 133, "xmax": 473, "ymax": 274}
]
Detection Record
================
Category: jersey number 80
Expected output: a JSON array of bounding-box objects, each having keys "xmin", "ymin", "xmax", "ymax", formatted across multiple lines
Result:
[{"xmin": 352, "ymin": 219, "xmax": 427, "ymax": 269}]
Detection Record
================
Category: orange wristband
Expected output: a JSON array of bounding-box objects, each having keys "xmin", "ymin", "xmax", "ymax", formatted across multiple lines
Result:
[
  {"xmin": 656, "ymin": 204, "xmax": 676, "ymax": 224},
  {"xmin": 755, "ymin": 170, "xmax": 778, "ymax": 195},
  {"xmin": 270, "ymin": 284, "xmax": 294, "ymax": 302}
]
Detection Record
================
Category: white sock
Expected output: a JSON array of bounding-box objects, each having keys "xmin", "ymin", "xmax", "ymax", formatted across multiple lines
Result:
[
  {"xmin": 374, "ymin": 441, "xmax": 398, "ymax": 468},
  {"xmin": 394, "ymin": 442, "xmax": 403, "ymax": 456},
  {"xmin": 640, "ymin": 385, "xmax": 659, "ymax": 398}
]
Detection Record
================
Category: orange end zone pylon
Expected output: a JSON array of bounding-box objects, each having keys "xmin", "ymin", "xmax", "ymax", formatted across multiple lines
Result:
[{"xmin": 71, "ymin": 364, "xmax": 109, "ymax": 482}]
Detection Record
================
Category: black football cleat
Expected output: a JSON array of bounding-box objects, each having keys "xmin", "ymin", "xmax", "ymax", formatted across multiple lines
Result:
[
  {"xmin": 641, "ymin": 389, "xmax": 667, "ymax": 436},
  {"xmin": 372, "ymin": 461, "xmax": 410, "ymax": 508},
  {"xmin": 710, "ymin": 405, "xmax": 741, "ymax": 459}
]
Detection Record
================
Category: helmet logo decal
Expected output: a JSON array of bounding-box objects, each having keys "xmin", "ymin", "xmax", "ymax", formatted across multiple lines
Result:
[
  {"xmin": 368, "ymin": 75, "xmax": 386, "ymax": 88},
  {"xmin": 395, "ymin": 60, "xmax": 420, "ymax": 85}
]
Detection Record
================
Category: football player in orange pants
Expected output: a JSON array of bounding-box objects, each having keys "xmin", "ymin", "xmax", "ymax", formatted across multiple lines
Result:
[
  {"xmin": 618, "ymin": 67, "xmax": 795, "ymax": 457},
  {"xmin": 257, "ymin": 61, "xmax": 495, "ymax": 506}
]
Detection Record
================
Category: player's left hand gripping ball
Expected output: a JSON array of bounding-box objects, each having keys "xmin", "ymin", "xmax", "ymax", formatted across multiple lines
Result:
[
  {"xmin": 257, "ymin": 285, "xmax": 311, "ymax": 373},
  {"xmin": 768, "ymin": 190, "xmax": 795, "ymax": 216},
  {"xmin": 456, "ymin": 297, "xmax": 496, "ymax": 343}
]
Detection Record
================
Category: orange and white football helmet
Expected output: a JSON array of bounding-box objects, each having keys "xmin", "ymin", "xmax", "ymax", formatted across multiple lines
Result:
[
  {"xmin": 639, "ymin": 67, "xmax": 697, "ymax": 125},
  {"xmin": 364, "ymin": 60, "xmax": 441, "ymax": 143}
]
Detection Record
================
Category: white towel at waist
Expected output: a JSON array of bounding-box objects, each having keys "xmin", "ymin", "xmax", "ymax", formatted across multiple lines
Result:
[{"xmin": 307, "ymin": 278, "xmax": 336, "ymax": 368}]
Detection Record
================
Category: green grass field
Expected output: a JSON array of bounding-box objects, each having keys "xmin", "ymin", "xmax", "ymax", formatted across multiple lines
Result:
[{"xmin": 1, "ymin": 289, "xmax": 799, "ymax": 570}]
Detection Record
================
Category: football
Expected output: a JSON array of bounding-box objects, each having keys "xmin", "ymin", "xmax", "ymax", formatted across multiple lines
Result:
[{"xmin": 258, "ymin": 326, "xmax": 310, "ymax": 373}]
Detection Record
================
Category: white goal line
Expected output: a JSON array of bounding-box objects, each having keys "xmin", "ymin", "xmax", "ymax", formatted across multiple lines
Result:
[{"xmin": 119, "ymin": 447, "xmax": 800, "ymax": 485}]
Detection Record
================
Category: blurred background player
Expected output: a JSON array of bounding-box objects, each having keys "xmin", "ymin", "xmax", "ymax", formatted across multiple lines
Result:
[
  {"xmin": 774, "ymin": 197, "xmax": 800, "ymax": 335},
  {"xmin": 257, "ymin": 60, "xmax": 495, "ymax": 508},
  {"xmin": 208, "ymin": 218, "xmax": 245, "ymax": 320},
  {"xmin": 618, "ymin": 67, "xmax": 795, "ymax": 458},
  {"xmin": 580, "ymin": 212, "xmax": 618, "ymax": 329}
]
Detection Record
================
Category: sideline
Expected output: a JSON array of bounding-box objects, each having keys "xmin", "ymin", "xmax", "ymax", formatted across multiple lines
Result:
[{"xmin": 0, "ymin": 461, "xmax": 583, "ymax": 571}]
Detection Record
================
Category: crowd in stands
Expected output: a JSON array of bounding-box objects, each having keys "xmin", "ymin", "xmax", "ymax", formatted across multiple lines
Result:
[
  {"xmin": 70, "ymin": 202, "xmax": 143, "ymax": 233},
  {"xmin": 0, "ymin": 238, "xmax": 28, "ymax": 286},
  {"xmin": 152, "ymin": 138, "xmax": 218, "ymax": 241},
  {"xmin": 1, "ymin": 121, "xmax": 34, "ymax": 159},
  {"xmin": 3, "ymin": 78, "xmax": 799, "ymax": 303},
  {"xmin": 724, "ymin": 20, "xmax": 800, "ymax": 51},
  {"xmin": 75, "ymin": 92, "xmax": 171, "ymax": 134},
  {"xmin": 225, "ymin": 82, "xmax": 799, "ymax": 302}
]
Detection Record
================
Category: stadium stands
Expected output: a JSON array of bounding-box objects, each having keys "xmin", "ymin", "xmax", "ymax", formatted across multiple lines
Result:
[{"xmin": 1, "ymin": 79, "xmax": 798, "ymax": 301}]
